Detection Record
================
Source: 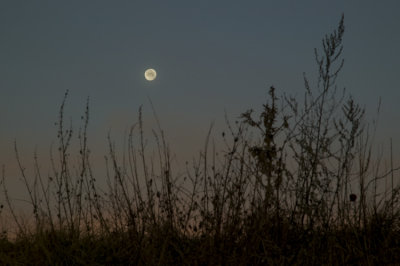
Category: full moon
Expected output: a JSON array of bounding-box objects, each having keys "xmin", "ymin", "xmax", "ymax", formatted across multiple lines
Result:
[{"xmin": 144, "ymin": 68, "xmax": 157, "ymax": 81}]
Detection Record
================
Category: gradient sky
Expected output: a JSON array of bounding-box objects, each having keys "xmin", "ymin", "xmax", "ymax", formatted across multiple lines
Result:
[{"xmin": 1, "ymin": 1, "xmax": 399, "ymax": 198}]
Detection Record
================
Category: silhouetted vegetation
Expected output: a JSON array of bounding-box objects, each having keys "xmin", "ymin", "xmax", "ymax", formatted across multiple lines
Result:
[{"xmin": 1, "ymin": 15, "xmax": 399, "ymax": 265}]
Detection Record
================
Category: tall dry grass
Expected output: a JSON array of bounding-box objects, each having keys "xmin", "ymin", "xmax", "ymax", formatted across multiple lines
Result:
[{"xmin": 1, "ymin": 14, "xmax": 399, "ymax": 265}]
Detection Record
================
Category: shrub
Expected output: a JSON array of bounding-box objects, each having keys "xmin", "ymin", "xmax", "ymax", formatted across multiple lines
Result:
[{"xmin": 1, "ymin": 14, "xmax": 399, "ymax": 265}]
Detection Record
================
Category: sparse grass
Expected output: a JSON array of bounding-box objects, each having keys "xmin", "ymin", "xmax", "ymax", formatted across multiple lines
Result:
[{"xmin": 1, "ymin": 15, "xmax": 400, "ymax": 265}]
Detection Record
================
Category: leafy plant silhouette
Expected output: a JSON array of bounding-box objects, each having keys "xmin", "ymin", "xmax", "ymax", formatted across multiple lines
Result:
[{"xmin": 1, "ymin": 14, "xmax": 400, "ymax": 265}]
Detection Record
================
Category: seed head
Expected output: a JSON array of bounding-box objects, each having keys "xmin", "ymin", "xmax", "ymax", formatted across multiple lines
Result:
[{"xmin": 349, "ymin": 193, "xmax": 357, "ymax": 202}]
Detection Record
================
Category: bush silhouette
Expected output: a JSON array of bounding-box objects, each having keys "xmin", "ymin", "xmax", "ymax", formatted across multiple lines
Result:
[{"xmin": 1, "ymin": 14, "xmax": 400, "ymax": 265}]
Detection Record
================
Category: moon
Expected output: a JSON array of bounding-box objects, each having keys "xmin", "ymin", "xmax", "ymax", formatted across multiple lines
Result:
[{"xmin": 144, "ymin": 68, "xmax": 157, "ymax": 81}]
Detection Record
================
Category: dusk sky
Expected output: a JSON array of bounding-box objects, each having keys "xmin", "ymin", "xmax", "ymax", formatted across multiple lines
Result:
[{"xmin": 1, "ymin": 1, "xmax": 399, "ymax": 196}]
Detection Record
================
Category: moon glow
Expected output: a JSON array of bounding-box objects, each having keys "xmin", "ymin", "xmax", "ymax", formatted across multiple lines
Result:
[{"xmin": 144, "ymin": 68, "xmax": 157, "ymax": 81}]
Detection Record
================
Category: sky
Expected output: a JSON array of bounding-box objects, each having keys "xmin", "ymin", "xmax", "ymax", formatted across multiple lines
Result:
[{"xmin": 1, "ymin": 1, "xmax": 399, "ymax": 199}]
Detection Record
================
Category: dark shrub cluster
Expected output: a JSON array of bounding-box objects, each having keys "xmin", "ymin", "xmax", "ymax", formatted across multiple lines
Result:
[{"xmin": 1, "ymin": 15, "xmax": 399, "ymax": 265}]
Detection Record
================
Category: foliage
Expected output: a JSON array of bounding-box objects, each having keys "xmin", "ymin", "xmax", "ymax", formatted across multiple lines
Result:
[{"xmin": 1, "ymin": 14, "xmax": 400, "ymax": 265}]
